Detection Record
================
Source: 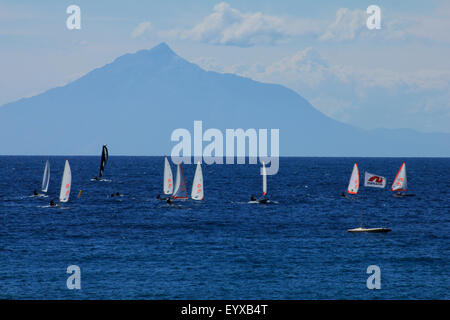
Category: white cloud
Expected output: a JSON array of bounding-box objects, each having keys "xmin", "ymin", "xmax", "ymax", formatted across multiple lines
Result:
[
  {"xmin": 131, "ymin": 21, "xmax": 152, "ymax": 38},
  {"xmin": 193, "ymin": 48, "xmax": 450, "ymax": 133},
  {"xmin": 319, "ymin": 8, "xmax": 366, "ymax": 41},
  {"xmin": 174, "ymin": 2, "xmax": 320, "ymax": 47},
  {"xmin": 160, "ymin": 3, "xmax": 450, "ymax": 46}
]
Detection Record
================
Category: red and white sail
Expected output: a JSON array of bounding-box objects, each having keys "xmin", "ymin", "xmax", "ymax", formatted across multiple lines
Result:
[
  {"xmin": 172, "ymin": 163, "xmax": 188, "ymax": 199},
  {"xmin": 59, "ymin": 159, "xmax": 71, "ymax": 203},
  {"xmin": 347, "ymin": 162, "xmax": 359, "ymax": 194},
  {"xmin": 391, "ymin": 162, "xmax": 408, "ymax": 191},
  {"xmin": 163, "ymin": 156, "xmax": 173, "ymax": 195},
  {"xmin": 191, "ymin": 161, "xmax": 204, "ymax": 200}
]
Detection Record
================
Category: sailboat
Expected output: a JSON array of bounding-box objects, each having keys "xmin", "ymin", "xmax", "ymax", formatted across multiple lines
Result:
[
  {"xmin": 391, "ymin": 162, "xmax": 414, "ymax": 197},
  {"xmin": 92, "ymin": 145, "xmax": 109, "ymax": 181},
  {"xmin": 59, "ymin": 159, "xmax": 72, "ymax": 203},
  {"xmin": 191, "ymin": 161, "xmax": 204, "ymax": 200},
  {"xmin": 157, "ymin": 156, "xmax": 173, "ymax": 200},
  {"xmin": 249, "ymin": 161, "xmax": 269, "ymax": 204},
  {"xmin": 42, "ymin": 160, "xmax": 50, "ymax": 193},
  {"xmin": 172, "ymin": 163, "xmax": 188, "ymax": 199},
  {"xmin": 163, "ymin": 156, "xmax": 174, "ymax": 195},
  {"xmin": 346, "ymin": 162, "xmax": 359, "ymax": 195},
  {"xmin": 346, "ymin": 163, "xmax": 391, "ymax": 233}
]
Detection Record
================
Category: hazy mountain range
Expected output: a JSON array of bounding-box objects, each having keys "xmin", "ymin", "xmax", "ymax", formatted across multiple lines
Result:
[{"xmin": 0, "ymin": 42, "xmax": 448, "ymax": 156}]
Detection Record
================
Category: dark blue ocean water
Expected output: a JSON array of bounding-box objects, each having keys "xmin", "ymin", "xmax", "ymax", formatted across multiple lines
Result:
[{"xmin": 0, "ymin": 156, "xmax": 448, "ymax": 299}]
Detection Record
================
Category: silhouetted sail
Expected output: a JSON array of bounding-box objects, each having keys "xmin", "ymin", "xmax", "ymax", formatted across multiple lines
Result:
[
  {"xmin": 262, "ymin": 161, "xmax": 267, "ymax": 196},
  {"xmin": 347, "ymin": 162, "xmax": 359, "ymax": 194},
  {"xmin": 163, "ymin": 156, "xmax": 174, "ymax": 195},
  {"xmin": 42, "ymin": 160, "xmax": 50, "ymax": 193},
  {"xmin": 59, "ymin": 159, "xmax": 72, "ymax": 203},
  {"xmin": 98, "ymin": 145, "xmax": 109, "ymax": 178},
  {"xmin": 172, "ymin": 163, "xmax": 188, "ymax": 199},
  {"xmin": 391, "ymin": 162, "xmax": 407, "ymax": 191},
  {"xmin": 191, "ymin": 161, "xmax": 204, "ymax": 200}
]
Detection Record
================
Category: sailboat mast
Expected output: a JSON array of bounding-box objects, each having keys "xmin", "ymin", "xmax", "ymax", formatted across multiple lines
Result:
[{"xmin": 360, "ymin": 191, "xmax": 364, "ymax": 228}]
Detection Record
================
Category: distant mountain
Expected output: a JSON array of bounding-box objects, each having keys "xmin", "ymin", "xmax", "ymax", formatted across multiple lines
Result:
[{"xmin": 0, "ymin": 42, "xmax": 448, "ymax": 156}]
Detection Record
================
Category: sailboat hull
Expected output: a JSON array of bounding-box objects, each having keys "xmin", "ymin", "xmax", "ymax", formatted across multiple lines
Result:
[{"xmin": 347, "ymin": 227, "xmax": 391, "ymax": 233}]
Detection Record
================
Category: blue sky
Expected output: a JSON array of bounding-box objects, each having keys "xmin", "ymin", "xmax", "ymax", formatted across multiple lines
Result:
[{"xmin": 1, "ymin": 0, "xmax": 449, "ymax": 133}]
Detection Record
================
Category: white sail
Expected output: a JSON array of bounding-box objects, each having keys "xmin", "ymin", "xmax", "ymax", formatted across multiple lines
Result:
[
  {"xmin": 391, "ymin": 162, "xmax": 407, "ymax": 191},
  {"xmin": 163, "ymin": 156, "xmax": 174, "ymax": 195},
  {"xmin": 42, "ymin": 160, "xmax": 50, "ymax": 193},
  {"xmin": 172, "ymin": 163, "xmax": 188, "ymax": 199},
  {"xmin": 59, "ymin": 159, "xmax": 72, "ymax": 203},
  {"xmin": 191, "ymin": 161, "xmax": 204, "ymax": 200},
  {"xmin": 347, "ymin": 162, "xmax": 359, "ymax": 194},
  {"xmin": 262, "ymin": 161, "xmax": 267, "ymax": 196}
]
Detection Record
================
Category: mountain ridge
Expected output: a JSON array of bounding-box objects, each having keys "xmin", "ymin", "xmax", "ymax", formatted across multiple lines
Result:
[{"xmin": 0, "ymin": 42, "xmax": 448, "ymax": 156}]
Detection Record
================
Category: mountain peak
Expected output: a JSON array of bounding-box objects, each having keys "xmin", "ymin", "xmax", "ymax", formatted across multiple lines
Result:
[
  {"xmin": 151, "ymin": 42, "xmax": 174, "ymax": 54},
  {"xmin": 109, "ymin": 42, "xmax": 184, "ymax": 71}
]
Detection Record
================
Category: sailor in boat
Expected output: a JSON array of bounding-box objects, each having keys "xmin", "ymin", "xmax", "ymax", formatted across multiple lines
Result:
[
  {"xmin": 157, "ymin": 193, "xmax": 168, "ymax": 201},
  {"xmin": 116, "ymin": 192, "xmax": 120, "ymax": 197},
  {"xmin": 92, "ymin": 176, "xmax": 99, "ymax": 181},
  {"xmin": 49, "ymin": 199, "xmax": 57, "ymax": 207},
  {"xmin": 110, "ymin": 193, "xmax": 115, "ymax": 198},
  {"xmin": 33, "ymin": 189, "xmax": 38, "ymax": 196},
  {"xmin": 166, "ymin": 198, "xmax": 173, "ymax": 205},
  {"xmin": 251, "ymin": 194, "xmax": 269, "ymax": 204},
  {"xmin": 341, "ymin": 191, "xmax": 346, "ymax": 198}
]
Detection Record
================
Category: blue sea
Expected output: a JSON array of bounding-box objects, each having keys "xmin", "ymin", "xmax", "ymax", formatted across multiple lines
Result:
[{"xmin": 0, "ymin": 156, "xmax": 448, "ymax": 299}]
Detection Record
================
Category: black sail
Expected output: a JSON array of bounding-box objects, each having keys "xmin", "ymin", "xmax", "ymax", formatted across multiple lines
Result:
[{"xmin": 98, "ymin": 145, "xmax": 109, "ymax": 178}]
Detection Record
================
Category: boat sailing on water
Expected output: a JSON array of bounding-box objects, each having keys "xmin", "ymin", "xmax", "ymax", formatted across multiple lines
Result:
[
  {"xmin": 346, "ymin": 163, "xmax": 391, "ymax": 233},
  {"xmin": 391, "ymin": 162, "xmax": 414, "ymax": 197},
  {"xmin": 157, "ymin": 156, "xmax": 174, "ymax": 201},
  {"xmin": 42, "ymin": 160, "xmax": 50, "ymax": 193},
  {"xmin": 191, "ymin": 161, "xmax": 204, "ymax": 201},
  {"xmin": 172, "ymin": 163, "xmax": 188, "ymax": 200},
  {"xmin": 50, "ymin": 159, "xmax": 71, "ymax": 207},
  {"xmin": 34, "ymin": 160, "xmax": 50, "ymax": 197},
  {"xmin": 250, "ymin": 161, "xmax": 269, "ymax": 204},
  {"xmin": 92, "ymin": 145, "xmax": 109, "ymax": 181}
]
